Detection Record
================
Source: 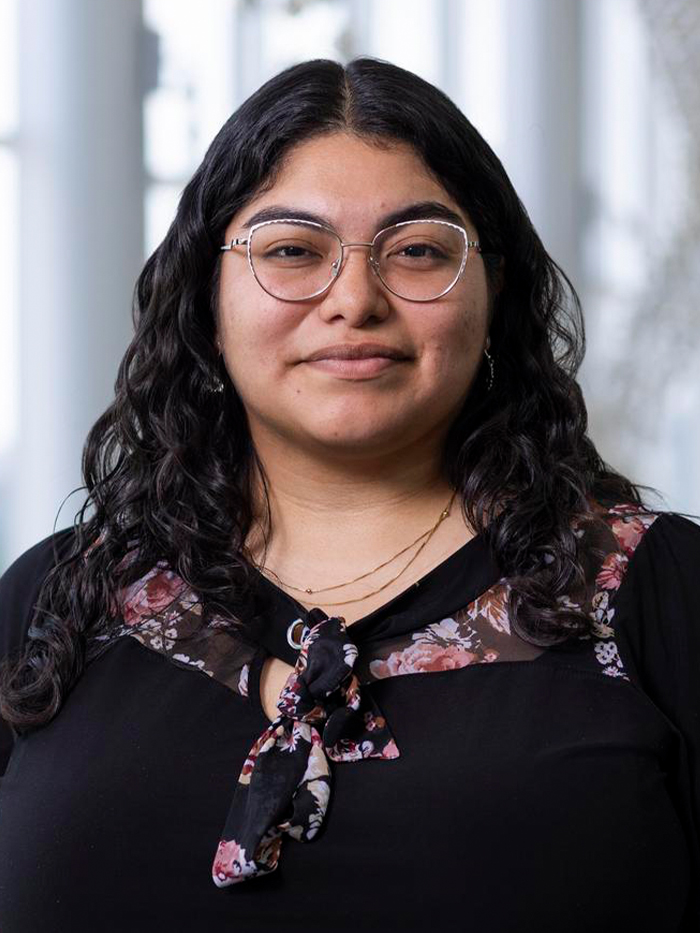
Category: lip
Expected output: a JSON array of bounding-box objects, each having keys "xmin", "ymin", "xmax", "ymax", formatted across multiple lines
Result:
[
  {"xmin": 304, "ymin": 357, "xmax": 406, "ymax": 378},
  {"xmin": 304, "ymin": 342, "xmax": 410, "ymax": 362}
]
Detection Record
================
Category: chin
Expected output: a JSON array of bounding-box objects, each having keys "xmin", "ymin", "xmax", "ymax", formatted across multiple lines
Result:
[{"xmin": 303, "ymin": 419, "xmax": 413, "ymax": 454}]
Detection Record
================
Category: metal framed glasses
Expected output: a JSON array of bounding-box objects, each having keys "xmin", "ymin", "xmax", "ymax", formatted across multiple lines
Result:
[{"xmin": 220, "ymin": 218, "xmax": 481, "ymax": 303}]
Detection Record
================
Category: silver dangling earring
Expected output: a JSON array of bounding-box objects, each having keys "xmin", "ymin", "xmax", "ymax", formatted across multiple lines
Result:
[
  {"xmin": 484, "ymin": 339, "xmax": 495, "ymax": 392},
  {"xmin": 209, "ymin": 376, "xmax": 225, "ymax": 394}
]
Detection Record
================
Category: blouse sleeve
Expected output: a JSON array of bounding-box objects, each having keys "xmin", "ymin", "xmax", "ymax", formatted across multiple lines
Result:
[
  {"xmin": 0, "ymin": 528, "xmax": 76, "ymax": 774},
  {"xmin": 610, "ymin": 512, "xmax": 700, "ymax": 929}
]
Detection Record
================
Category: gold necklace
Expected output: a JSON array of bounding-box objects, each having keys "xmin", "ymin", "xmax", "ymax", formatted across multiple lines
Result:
[{"xmin": 259, "ymin": 489, "xmax": 458, "ymax": 607}]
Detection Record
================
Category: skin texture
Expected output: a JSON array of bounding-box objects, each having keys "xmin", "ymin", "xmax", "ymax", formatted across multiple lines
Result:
[{"xmin": 215, "ymin": 132, "xmax": 491, "ymax": 715}]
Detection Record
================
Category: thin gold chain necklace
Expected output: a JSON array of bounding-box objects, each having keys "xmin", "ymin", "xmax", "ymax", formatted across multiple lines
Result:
[{"xmin": 260, "ymin": 489, "xmax": 458, "ymax": 607}]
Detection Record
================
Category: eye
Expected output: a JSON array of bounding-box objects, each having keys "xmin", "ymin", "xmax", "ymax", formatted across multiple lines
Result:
[
  {"xmin": 396, "ymin": 243, "xmax": 447, "ymax": 260},
  {"xmin": 265, "ymin": 245, "xmax": 312, "ymax": 258}
]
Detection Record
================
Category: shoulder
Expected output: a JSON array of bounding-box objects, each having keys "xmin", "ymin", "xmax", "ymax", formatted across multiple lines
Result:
[
  {"xmin": 0, "ymin": 527, "xmax": 77, "ymax": 661},
  {"xmin": 576, "ymin": 501, "xmax": 699, "ymax": 597},
  {"xmin": 602, "ymin": 506, "xmax": 700, "ymax": 599},
  {"xmin": 539, "ymin": 502, "xmax": 697, "ymax": 681},
  {"xmin": 594, "ymin": 505, "xmax": 700, "ymax": 693},
  {"xmin": 576, "ymin": 501, "xmax": 700, "ymax": 616},
  {"xmin": 625, "ymin": 509, "xmax": 700, "ymax": 554}
]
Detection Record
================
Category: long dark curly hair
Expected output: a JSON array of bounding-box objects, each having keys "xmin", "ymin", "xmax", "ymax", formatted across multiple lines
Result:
[{"xmin": 0, "ymin": 55, "xmax": 670, "ymax": 734}]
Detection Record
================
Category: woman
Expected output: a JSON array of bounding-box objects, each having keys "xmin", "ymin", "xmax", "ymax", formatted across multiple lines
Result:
[{"xmin": 0, "ymin": 56, "xmax": 698, "ymax": 931}]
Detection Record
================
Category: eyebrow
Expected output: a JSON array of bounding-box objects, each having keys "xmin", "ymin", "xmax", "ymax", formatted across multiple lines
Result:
[{"xmin": 239, "ymin": 200, "xmax": 467, "ymax": 235}]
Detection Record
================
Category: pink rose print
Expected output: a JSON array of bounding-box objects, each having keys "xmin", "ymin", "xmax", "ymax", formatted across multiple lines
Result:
[
  {"xmin": 239, "ymin": 747, "xmax": 260, "ymax": 781},
  {"xmin": 121, "ymin": 570, "xmax": 184, "ymax": 626},
  {"xmin": 596, "ymin": 551, "xmax": 627, "ymax": 590},
  {"xmin": 370, "ymin": 641, "xmax": 477, "ymax": 678},
  {"xmin": 212, "ymin": 838, "xmax": 260, "ymax": 885},
  {"xmin": 610, "ymin": 515, "xmax": 653, "ymax": 557}
]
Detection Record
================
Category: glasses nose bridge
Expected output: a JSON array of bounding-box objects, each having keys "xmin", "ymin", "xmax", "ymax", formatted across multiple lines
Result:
[
  {"xmin": 335, "ymin": 238, "xmax": 379, "ymax": 277},
  {"xmin": 339, "ymin": 239, "xmax": 374, "ymax": 249}
]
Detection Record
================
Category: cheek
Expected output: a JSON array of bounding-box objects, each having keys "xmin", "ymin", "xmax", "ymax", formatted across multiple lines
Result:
[
  {"xmin": 220, "ymin": 312, "xmax": 296, "ymax": 401},
  {"xmin": 219, "ymin": 283, "xmax": 285, "ymax": 361},
  {"xmin": 423, "ymin": 303, "xmax": 484, "ymax": 369}
]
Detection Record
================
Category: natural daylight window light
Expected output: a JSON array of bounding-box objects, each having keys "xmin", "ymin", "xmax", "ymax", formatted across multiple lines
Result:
[{"xmin": 0, "ymin": 0, "xmax": 19, "ymax": 458}]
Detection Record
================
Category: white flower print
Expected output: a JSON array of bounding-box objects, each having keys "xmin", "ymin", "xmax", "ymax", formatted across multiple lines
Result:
[
  {"xmin": 172, "ymin": 652, "xmax": 206, "ymax": 670},
  {"xmin": 416, "ymin": 617, "xmax": 476, "ymax": 650},
  {"xmin": 279, "ymin": 732, "xmax": 300, "ymax": 754},
  {"xmin": 591, "ymin": 617, "xmax": 614, "ymax": 639},
  {"xmin": 307, "ymin": 810, "xmax": 325, "ymax": 839},
  {"xmin": 594, "ymin": 641, "xmax": 619, "ymax": 665},
  {"xmin": 238, "ymin": 663, "xmax": 249, "ymax": 697},
  {"xmin": 342, "ymin": 642, "xmax": 358, "ymax": 667},
  {"xmin": 422, "ymin": 617, "xmax": 460, "ymax": 641},
  {"xmin": 467, "ymin": 584, "xmax": 512, "ymax": 635},
  {"xmin": 592, "ymin": 625, "xmax": 615, "ymax": 642},
  {"xmin": 590, "ymin": 590, "xmax": 615, "ymax": 628},
  {"xmin": 594, "ymin": 640, "xmax": 625, "ymax": 678}
]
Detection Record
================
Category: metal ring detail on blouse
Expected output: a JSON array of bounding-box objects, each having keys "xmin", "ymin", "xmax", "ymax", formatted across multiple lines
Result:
[{"xmin": 286, "ymin": 617, "xmax": 309, "ymax": 650}]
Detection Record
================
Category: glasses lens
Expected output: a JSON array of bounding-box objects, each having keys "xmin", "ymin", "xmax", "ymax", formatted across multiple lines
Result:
[
  {"xmin": 248, "ymin": 220, "xmax": 466, "ymax": 301},
  {"xmin": 249, "ymin": 221, "xmax": 341, "ymax": 300},
  {"xmin": 374, "ymin": 221, "xmax": 466, "ymax": 301}
]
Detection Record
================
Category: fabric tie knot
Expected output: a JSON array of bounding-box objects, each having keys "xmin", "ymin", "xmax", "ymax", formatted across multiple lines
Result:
[{"xmin": 212, "ymin": 608, "xmax": 400, "ymax": 888}]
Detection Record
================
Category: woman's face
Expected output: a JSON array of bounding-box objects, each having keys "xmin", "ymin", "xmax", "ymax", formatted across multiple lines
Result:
[{"xmin": 215, "ymin": 131, "xmax": 491, "ymax": 461}]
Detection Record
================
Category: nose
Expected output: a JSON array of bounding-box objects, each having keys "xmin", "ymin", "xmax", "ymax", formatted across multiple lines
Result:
[{"xmin": 317, "ymin": 243, "xmax": 388, "ymax": 325}]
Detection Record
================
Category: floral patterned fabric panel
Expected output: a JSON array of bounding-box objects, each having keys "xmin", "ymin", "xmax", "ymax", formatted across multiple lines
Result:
[
  {"xmin": 565, "ymin": 501, "xmax": 659, "ymax": 679},
  {"xmin": 90, "ymin": 558, "xmax": 257, "ymax": 699},
  {"xmin": 354, "ymin": 579, "xmax": 544, "ymax": 683},
  {"xmin": 89, "ymin": 501, "xmax": 660, "ymax": 699},
  {"xmin": 358, "ymin": 501, "xmax": 659, "ymax": 684}
]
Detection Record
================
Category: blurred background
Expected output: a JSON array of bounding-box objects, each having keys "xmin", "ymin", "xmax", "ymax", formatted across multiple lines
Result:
[{"xmin": 1, "ymin": 0, "xmax": 699, "ymax": 571}]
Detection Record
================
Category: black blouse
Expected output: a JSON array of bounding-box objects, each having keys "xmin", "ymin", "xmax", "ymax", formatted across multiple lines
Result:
[{"xmin": 0, "ymin": 503, "xmax": 698, "ymax": 932}]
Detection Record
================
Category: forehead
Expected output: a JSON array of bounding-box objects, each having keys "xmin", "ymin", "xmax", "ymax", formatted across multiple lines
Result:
[
  {"xmin": 272, "ymin": 132, "xmax": 439, "ymax": 186},
  {"xmin": 228, "ymin": 132, "xmax": 468, "ymax": 236}
]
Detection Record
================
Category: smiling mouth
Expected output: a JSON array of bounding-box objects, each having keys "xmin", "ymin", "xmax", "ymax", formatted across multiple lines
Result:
[{"xmin": 304, "ymin": 357, "xmax": 408, "ymax": 378}]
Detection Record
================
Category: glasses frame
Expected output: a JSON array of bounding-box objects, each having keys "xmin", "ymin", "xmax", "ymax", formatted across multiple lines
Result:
[{"xmin": 220, "ymin": 217, "xmax": 481, "ymax": 303}]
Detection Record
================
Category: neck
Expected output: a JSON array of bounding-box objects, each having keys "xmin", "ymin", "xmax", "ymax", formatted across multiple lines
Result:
[{"xmin": 242, "ymin": 433, "xmax": 472, "ymax": 592}]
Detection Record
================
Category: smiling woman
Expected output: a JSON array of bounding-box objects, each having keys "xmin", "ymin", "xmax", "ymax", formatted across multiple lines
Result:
[
  {"xmin": 215, "ymin": 132, "xmax": 490, "ymax": 576},
  {"xmin": 1, "ymin": 56, "xmax": 699, "ymax": 932}
]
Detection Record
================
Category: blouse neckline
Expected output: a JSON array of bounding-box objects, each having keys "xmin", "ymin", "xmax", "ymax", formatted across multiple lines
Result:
[{"xmin": 244, "ymin": 531, "xmax": 501, "ymax": 665}]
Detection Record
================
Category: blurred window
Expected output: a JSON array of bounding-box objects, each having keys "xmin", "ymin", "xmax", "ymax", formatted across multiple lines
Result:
[{"xmin": 0, "ymin": 0, "xmax": 19, "ymax": 459}]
